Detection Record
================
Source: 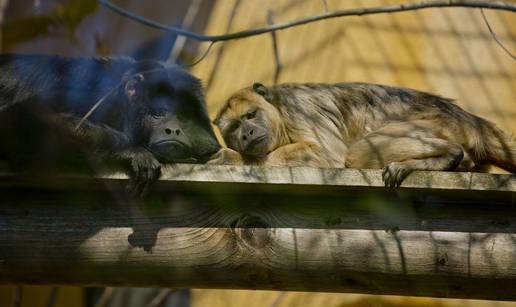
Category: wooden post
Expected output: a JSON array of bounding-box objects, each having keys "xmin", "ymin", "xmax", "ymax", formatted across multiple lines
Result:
[{"xmin": 0, "ymin": 165, "xmax": 515, "ymax": 300}]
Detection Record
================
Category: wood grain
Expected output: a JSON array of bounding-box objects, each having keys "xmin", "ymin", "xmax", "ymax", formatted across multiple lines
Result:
[{"xmin": 0, "ymin": 165, "xmax": 515, "ymax": 300}]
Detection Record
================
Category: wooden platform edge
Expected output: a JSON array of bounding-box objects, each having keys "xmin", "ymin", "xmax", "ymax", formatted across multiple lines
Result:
[
  {"xmin": 126, "ymin": 164, "xmax": 515, "ymax": 192},
  {"xmin": 0, "ymin": 164, "xmax": 513, "ymax": 192},
  {"xmin": 0, "ymin": 164, "xmax": 515, "ymax": 300}
]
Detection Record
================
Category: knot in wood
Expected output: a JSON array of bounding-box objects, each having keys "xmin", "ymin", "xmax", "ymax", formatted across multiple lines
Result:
[
  {"xmin": 435, "ymin": 252, "xmax": 448, "ymax": 267},
  {"xmin": 231, "ymin": 215, "xmax": 271, "ymax": 249}
]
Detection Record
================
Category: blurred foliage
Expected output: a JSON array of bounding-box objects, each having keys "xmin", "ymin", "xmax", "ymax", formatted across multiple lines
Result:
[{"xmin": 2, "ymin": 0, "xmax": 97, "ymax": 48}]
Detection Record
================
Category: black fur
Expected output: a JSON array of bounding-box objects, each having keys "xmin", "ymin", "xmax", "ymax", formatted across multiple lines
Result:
[{"xmin": 0, "ymin": 53, "xmax": 220, "ymax": 195}]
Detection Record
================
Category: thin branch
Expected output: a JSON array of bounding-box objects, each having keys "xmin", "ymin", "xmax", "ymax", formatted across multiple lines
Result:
[
  {"xmin": 480, "ymin": 8, "xmax": 515, "ymax": 60},
  {"xmin": 144, "ymin": 289, "xmax": 176, "ymax": 307},
  {"xmin": 45, "ymin": 287, "xmax": 59, "ymax": 307},
  {"xmin": 98, "ymin": 0, "xmax": 516, "ymax": 42},
  {"xmin": 206, "ymin": 0, "xmax": 242, "ymax": 90},
  {"xmin": 75, "ymin": 85, "xmax": 119, "ymax": 130},
  {"xmin": 268, "ymin": 292, "xmax": 286, "ymax": 307},
  {"xmin": 0, "ymin": 0, "xmax": 9, "ymax": 51},
  {"xmin": 184, "ymin": 41, "xmax": 215, "ymax": 67},
  {"xmin": 322, "ymin": 0, "xmax": 329, "ymax": 12},
  {"xmin": 167, "ymin": 0, "xmax": 204, "ymax": 64},
  {"xmin": 10, "ymin": 286, "xmax": 22, "ymax": 307},
  {"xmin": 93, "ymin": 287, "xmax": 114, "ymax": 307},
  {"xmin": 267, "ymin": 10, "xmax": 282, "ymax": 84}
]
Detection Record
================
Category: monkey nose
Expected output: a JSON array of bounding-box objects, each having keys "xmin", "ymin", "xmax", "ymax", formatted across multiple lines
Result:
[{"xmin": 165, "ymin": 128, "xmax": 181, "ymax": 135}]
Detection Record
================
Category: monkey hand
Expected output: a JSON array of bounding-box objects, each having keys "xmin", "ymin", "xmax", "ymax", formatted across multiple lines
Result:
[
  {"xmin": 207, "ymin": 147, "xmax": 244, "ymax": 165},
  {"xmin": 126, "ymin": 149, "xmax": 162, "ymax": 197},
  {"xmin": 382, "ymin": 162, "xmax": 413, "ymax": 188}
]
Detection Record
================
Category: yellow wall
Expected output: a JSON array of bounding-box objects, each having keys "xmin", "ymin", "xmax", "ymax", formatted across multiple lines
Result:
[
  {"xmin": 189, "ymin": 0, "xmax": 516, "ymax": 306},
  {"xmin": 192, "ymin": 0, "xmax": 516, "ymax": 134},
  {"xmin": 2, "ymin": 286, "xmax": 515, "ymax": 307},
  {"xmin": 192, "ymin": 289, "xmax": 516, "ymax": 307},
  {"xmin": 0, "ymin": 286, "xmax": 83, "ymax": 307},
  {"xmin": 0, "ymin": 1, "xmax": 514, "ymax": 306}
]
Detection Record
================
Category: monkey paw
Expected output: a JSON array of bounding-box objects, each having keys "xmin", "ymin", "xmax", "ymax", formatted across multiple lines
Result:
[
  {"xmin": 207, "ymin": 148, "xmax": 244, "ymax": 165},
  {"xmin": 126, "ymin": 150, "xmax": 162, "ymax": 197},
  {"xmin": 382, "ymin": 162, "xmax": 414, "ymax": 188}
]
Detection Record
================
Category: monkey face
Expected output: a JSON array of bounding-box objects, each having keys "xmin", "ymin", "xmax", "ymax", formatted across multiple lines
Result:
[
  {"xmin": 146, "ymin": 112, "xmax": 220, "ymax": 163},
  {"xmin": 123, "ymin": 68, "xmax": 220, "ymax": 163},
  {"xmin": 220, "ymin": 106, "xmax": 272, "ymax": 157},
  {"xmin": 214, "ymin": 83, "xmax": 285, "ymax": 158}
]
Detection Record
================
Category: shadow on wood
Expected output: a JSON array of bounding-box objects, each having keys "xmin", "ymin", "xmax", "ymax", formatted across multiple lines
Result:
[{"xmin": 0, "ymin": 165, "xmax": 514, "ymax": 300}]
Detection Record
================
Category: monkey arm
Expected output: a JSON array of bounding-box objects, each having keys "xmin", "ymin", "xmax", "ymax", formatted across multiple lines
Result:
[
  {"xmin": 345, "ymin": 121, "xmax": 469, "ymax": 187},
  {"xmin": 46, "ymin": 113, "xmax": 161, "ymax": 195},
  {"xmin": 45, "ymin": 113, "xmax": 131, "ymax": 150},
  {"xmin": 207, "ymin": 147, "xmax": 245, "ymax": 165},
  {"xmin": 103, "ymin": 148, "xmax": 162, "ymax": 197},
  {"xmin": 208, "ymin": 143, "xmax": 339, "ymax": 168},
  {"xmin": 265, "ymin": 142, "xmax": 334, "ymax": 167}
]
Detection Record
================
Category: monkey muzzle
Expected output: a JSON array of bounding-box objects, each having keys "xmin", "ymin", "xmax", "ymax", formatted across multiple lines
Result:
[
  {"xmin": 150, "ymin": 139, "xmax": 220, "ymax": 164},
  {"xmin": 149, "ymin": 140, "xmax": 193, "ymax": 163},
  {"xmin": 241, "ymin": 134, "xmax": 269, "ymax": 157},
  {"xmin": 147, "ymin": 112, "xmax": 221, "ymax": 163}
]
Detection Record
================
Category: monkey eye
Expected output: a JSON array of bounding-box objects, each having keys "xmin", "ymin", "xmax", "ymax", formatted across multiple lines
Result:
[
  {"xmin": 151, "ymin": 82, "xmax": 175, "ymax": 96},
  {"xmin": 151, "ymin": 112, "xmax": 166, "ymax": 119},
  {"xmin": 228, "ymin": 121, "xmax": 240, "ymax": 132},
  {"xmin": 245, "ymin": 110, "xmax": 257, "ymax": 120},
  {"xmin": 149, "ymin": 96, "xmax": 172, "ymax": 117}
]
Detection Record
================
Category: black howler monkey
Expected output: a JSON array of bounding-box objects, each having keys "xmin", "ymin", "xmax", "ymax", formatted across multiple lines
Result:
[{"xmin": 0, "ymin": 53, "xmax": 220, "ymax": 194}]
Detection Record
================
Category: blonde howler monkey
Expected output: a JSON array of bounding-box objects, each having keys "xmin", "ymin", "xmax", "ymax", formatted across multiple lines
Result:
[{"xmin": 210, "ymin": 82, "xmax": 515, "ymax": 187}]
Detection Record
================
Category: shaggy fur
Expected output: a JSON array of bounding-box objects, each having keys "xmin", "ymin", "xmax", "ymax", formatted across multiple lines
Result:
[{"xmin": 212, "ymin": 82, "xmax": 515, "ymax": 186}]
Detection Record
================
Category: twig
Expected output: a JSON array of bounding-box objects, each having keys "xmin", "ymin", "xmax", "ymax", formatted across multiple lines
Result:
[
  {"xmin": 267, "ymin": 10, "xmax": 282, "ymax": 84},
  {"xmin": 144, "ymin": 289, "xmax": 175, "ymax": 307},
  {"xmin": 75, "ymin": 38, "xmax": 211, "ymax": 126},
  {"xmin": 480, "ymin": 8, "xmax": 515, "ymax": 60},
  {"xmin": 322, "ymin": 0, "xmax": 329, "ymax": 12},
  {"xmin": 167, "ymin": 0, "xmax": 204, "ymax": 64},
  {"xmin": 75, "ymin": 85, "xmax": 119, "ymax": 130},
  {"xmin": 98, "ymin": 0, "xmax": 516, "ymax": 42},
  {"xmin": 206, "ymin": 0, "xmax": 242, "ymax": 90},
  {"xmin": 94, "ymin": 287, "xmax": 114, "ymax": 307},
  {"xmin": 45, "ymin": 287, "xmax": 59, "ymax": 307},
  {"xmin": 184, "ymin": 41, "xmax": 216, "ymax": 67},
  {"xmin": 11, "ymin": 286, "xmax": 22, "ymax": 307},
  {"xmin": 268, "ymin": 292, "xmax": 286, "ymax": 307}
]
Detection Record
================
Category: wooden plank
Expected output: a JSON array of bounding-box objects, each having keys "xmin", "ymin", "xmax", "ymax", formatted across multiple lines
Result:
[
  {"xmin": 0, "ymin": 165, "xmax": 515, "ymax": 299},
  {"xmin": 148, "ymin": 164, "xmax": 516, "ymax": 191},
  {"xmin": 1, "ymin": 164, "xmax": 514, "ymax": 192}
]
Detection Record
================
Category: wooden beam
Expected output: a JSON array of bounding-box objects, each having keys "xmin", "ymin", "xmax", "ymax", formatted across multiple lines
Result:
[
  {"xmin": 0, "ymin": 165, "xmax": 515, "ymax": 300},
  {"xmin": 130, "ymin": 164, "xmax": 516, "ymax": 191}
]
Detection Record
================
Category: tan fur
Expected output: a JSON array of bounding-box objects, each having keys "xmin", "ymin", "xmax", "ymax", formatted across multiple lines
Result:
[{"xmin": 211, "ymin": 82, "xmax": 515, "ymax": 186}]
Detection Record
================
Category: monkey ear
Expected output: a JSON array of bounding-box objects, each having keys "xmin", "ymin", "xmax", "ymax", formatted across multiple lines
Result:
[
  {"xmin": 252, "ymin": 82, "xmax": 272, "ymax": 102},
  {"xmin": 124, "ymin": 73, "xmax": 145, "ymax": 99}
]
